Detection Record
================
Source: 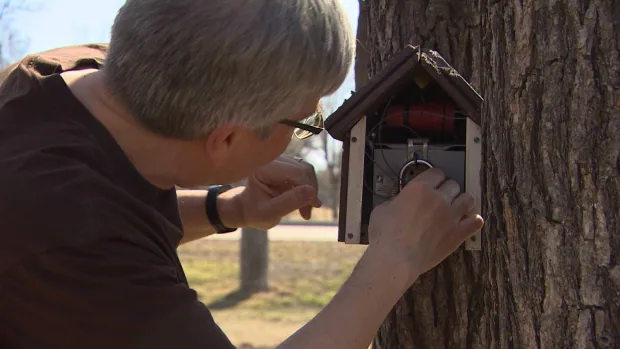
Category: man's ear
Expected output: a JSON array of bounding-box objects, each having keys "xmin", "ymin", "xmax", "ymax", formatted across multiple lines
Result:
[{"xmin": 204, "ymin": 125, "xmax": 239, "ymax": 168}]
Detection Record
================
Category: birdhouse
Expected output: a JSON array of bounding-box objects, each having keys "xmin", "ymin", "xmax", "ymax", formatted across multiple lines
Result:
[{"xmin": 325, "ymin": 45, "xmax": 483, "ymax": 250}]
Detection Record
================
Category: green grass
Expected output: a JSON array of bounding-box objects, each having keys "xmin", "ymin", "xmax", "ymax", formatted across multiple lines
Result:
[{"xmin": 178, "ymin": 240, "xmax": 367, "ymax": 323}]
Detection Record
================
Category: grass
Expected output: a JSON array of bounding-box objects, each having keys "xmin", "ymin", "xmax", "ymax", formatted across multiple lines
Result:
[
  {"xmin": 178, "ymin": 239, "xmax": 367, "ymax": 348},
  {"xmin": 280, "ymin": 206, "xmax": 338, "ymax": 224}
]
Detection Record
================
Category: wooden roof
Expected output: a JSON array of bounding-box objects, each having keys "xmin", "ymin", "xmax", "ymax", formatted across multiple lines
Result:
[{"xmin": 325, "ymin": 45, "xmax": 483, "ymax": 141}]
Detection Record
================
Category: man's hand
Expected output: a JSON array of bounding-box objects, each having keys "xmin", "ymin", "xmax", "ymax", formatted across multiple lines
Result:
[
  {"xmin": 232, "ymin": 155, "xmax": 322, "ymax": 230},
  {"xmin": 275, "ymin": 168, "xmax": 484, "ymax": 349},
  {"xmin": 368, "ymin": 168, "xmax": 484, "ymax": 282}
]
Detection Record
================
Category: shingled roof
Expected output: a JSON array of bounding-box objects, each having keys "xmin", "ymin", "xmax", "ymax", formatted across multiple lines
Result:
[{"xmin": 325, "ymin": 45, "xmax": 483, "ymax": 141}]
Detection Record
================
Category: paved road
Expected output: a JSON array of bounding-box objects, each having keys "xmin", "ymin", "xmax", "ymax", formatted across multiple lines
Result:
[{"xmin": 209, "ymin": 224, "xmax": 338, "ymax": 242}]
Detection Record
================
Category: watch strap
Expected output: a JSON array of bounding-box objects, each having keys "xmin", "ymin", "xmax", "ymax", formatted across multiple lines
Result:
[{"xmin": 205, "ymin": 185, "xmax": 237, "ymax": 234}]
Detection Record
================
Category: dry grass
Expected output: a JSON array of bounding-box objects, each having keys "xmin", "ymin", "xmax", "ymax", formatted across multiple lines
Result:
[
  {"xmin": 178, "ymin": 239, "xmax": 367, "ymax": 348},
  {"xmin": 281, "ymin": 206, "xmax": 338, "ymax": 224}
]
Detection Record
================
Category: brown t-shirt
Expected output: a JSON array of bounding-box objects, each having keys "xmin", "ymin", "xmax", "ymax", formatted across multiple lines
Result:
[{"xmin": 0, "ymin": 45, "xmax": 235, "ymax": 349}]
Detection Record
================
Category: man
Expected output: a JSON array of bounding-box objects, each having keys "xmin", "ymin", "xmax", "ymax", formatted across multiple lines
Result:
[{"xmin": 0, "ymin": 1, "xmax": 483, "ymax": 348}]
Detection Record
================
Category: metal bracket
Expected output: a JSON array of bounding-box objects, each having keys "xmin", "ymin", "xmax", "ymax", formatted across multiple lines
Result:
[
  {"xmin": 407, "ymin": 138, "xmax": 429, "ymax": 161},
  {"xmin": 464, "ymin": 118, "xmax": 482, "ymax": 251},
  {"xmin": 407, "ymin": 139, "xmax": 414, "ymax": 160}
]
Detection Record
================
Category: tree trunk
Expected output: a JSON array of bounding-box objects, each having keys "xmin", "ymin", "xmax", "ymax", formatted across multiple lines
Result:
[
  {"xmin": 355, "ymin": 0, "xmax": 370, "ymax": 89},
  {"xmin": 366, "ymin": 1, "xmax": 620, "ymax": 348},
  {"xmin": 240, "ymin": 228, "xmax": 269, "ymax": 294},
  {"xmin": 322, "ymin": 132, "xmax": 342, "ymax": 222}
]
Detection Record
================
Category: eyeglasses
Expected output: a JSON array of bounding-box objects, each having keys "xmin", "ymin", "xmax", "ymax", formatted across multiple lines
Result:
[{"xmin": 278, "ymin": 110, "xmax": 324, "ymax": 140}]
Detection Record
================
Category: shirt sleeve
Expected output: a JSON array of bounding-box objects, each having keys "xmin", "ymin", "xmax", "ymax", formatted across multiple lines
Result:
[{"xmin": 0, "ymin": 237, "xmax": 236, "ymax": 349}]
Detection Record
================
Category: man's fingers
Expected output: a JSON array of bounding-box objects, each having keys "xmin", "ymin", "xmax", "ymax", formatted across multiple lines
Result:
[
  {"xmin": 460, "ymin": 213, "xmax": 484, "ymax": 230},
  {"xmin": 277, "ymin": 155, "xmax": 306, "ymax": 166},
  {"xmin": 452, "ymin": 213, "xmax": 484, "ymax": 244},
  {"xmin": 406, "ymin": 167, "xmax": 446, "ymax": 190},
  {"xmin": 437, "ymin": 179, "xmax": 461, "ymax": 203},
  {"xmin": 299, "ymin": 205, "xmax": 312, "ymax": 220},
  {"xmin": 275, "ymin": 158, "xmax": 321, "ymax": 208},
  {"xmin": 260, "ymin": 185, "xmax": 316, "ymax": 219},
  {"xmin": 258, "ymin": 158, "xmax": 320, "ymax": 204},
  {"xmin": 260, "ymin": 160, "xmax": 306, "ymax": 187},
  {"xmin": 452, "ymin": 192, "xmax": 476, "ymax": 216}
]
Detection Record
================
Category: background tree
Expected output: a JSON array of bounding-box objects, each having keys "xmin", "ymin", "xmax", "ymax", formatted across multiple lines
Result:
[
  {"xmin": 0, "ymin": 0, "xmax": 15, "ymax": 67},
  {"xmin": 0, "ymin": 0, "xmax": 31, "ymax": 68},
  {"xmin": 237, "ymin": 141, "xmax": 316, "ymax": 296},
  {"xmin": 315, "ymin": 133, "xmax": 341, "ymax": 221},
  {"xmin": 313, "ymin": 98, "xmax": 343, "ymax": 221},
  {"xmin": 239, "ymin": 226, "xmax": 269, "ymax": 294},
  {"xmin": 357, "ymin": 1, "xmax": 620, "ymax": 348}
]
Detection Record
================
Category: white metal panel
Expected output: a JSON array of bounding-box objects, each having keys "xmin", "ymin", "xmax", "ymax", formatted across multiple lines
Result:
[
  {"xmin": 344, "ymin": 116, "xmax": 367, "ymax": 244},
  {"xmin": 464, "ymin": 118, "xmax": 482, "ymax": 251}
]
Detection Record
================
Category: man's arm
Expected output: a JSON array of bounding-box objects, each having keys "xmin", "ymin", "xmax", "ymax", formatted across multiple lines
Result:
[
  {"xmin": 176, "ymin": 188, "xmax": 412, "ymax": 348},
  {"xmin": 176, "ymin": 155, "xmax": 323, "ymax": 245},
  {"xmin": 274, "ymin": 169, "xmax": 484, "ymax": 349},
  {"xmin": 277, "ymin": 244, "xmax": 413, "ymax": 349},
  {"xmin": 176, "ymin": 188, "xmax": 245, "ymax": 245}
]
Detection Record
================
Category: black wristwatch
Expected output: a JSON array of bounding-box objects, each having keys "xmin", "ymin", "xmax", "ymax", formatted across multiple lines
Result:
[{"xmin": 205, "ymin": 185, "xmax": 238, "ymax": 234}]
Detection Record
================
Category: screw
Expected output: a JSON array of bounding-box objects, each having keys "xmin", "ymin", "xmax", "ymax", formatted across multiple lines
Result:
[
  {"xmin": 347, "ymin": 233, "xmax": 354, "ymax": 239},
  {"xmin": 351, "ymin": 137, "xmax": 358, "ymax": 143},
  {"xmin": 474, "ymin": 137, "xmax": 481, "ymax": 144}
]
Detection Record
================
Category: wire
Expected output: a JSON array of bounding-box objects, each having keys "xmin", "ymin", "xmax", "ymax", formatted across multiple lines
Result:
[
  {"xmin": 375, "ymin": 99, "xmax": 401, "ymax": 180},
  {"xmin": 362, "ymin": 103, "xmax": 400, "ymax": 199},
  {"xmin": 364, "ymin": 144, "xmax": 398, "ymax": 184},
  {"xmin": 362, "ymin": 102, "xmax": 470, "ymax": 199},
  {"xmin": 363, "ymin": 144, "xmax": 398, "ymax": 199}
]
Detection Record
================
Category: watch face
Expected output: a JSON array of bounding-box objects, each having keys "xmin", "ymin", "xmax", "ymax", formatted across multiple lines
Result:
[{"xmin": 210, "ymin": 184, "xmax": 232, "ymax": 193}]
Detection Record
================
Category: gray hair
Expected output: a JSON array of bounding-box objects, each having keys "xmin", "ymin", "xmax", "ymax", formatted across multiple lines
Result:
[{"xmin": 103, "ymin": 0, "xmax": 355, "ymax": 140}]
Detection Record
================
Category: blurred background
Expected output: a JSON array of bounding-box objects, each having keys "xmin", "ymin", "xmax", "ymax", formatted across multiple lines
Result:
[{"xmin": 1, "ymin": 1, "xmax": 366, "ymax": 348}]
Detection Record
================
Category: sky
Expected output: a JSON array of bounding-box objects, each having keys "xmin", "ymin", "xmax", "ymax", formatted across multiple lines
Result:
[{"xmin": 12, "ymin": 0, "xmax": 359, "ymax": 110}]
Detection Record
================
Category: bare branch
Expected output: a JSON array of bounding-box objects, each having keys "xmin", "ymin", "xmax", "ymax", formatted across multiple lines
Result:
[{"xmin": 0, "ymin": 0, "xmax": 37, "ymax": 67}]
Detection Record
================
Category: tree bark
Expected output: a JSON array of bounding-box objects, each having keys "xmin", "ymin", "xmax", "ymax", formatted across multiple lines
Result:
[
  {"xmin": 355, "ymin": 0, "xmax": 371, "ymax": 89},
  {"xmin": 366, "ymin": 1, "xmax": 620, "ymax": 348},
  {"xmin": 240, "ymin": 228, "xmax": 269, "ymax": 294}
]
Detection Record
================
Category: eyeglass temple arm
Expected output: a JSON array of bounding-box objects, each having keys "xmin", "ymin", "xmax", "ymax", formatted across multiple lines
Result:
[{"xmin": 279, "ymin": 120, "xmax": 323, "ymax": 134}]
